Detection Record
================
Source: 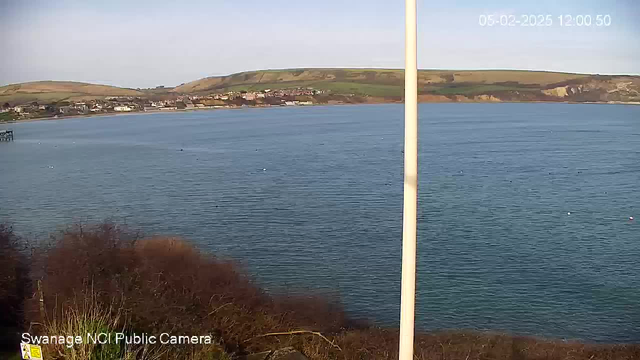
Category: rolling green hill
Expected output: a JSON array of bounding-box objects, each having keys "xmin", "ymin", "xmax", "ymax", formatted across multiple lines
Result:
[
  {"xmin": 2, "ymin": 69, "xmax": 639, "ymax": 105},
  {"xmin": 174, "ymin": 68, "xmax": 640, "ymax": 103},
  {"xmin": 173, "ymin": 69, "xmax": 588, "ymax": 95},
  {"xmin": 0, "ymin": 81, "xmax": 144, "ymax": 104}
]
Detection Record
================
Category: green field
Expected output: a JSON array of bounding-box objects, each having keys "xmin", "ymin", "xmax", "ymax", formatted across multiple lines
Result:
[
  {"xmin": 0, "ymin": 112, "xmax": 17, "ymax": 122},
  {"xmin": 430, "ymin": 84, "xmax": 540, "ymax": 95},
  {"xmin": 218, "ymin": 81, "xmax": 403, "ymax": 97},
  {"xmin": 173, "ymin": 68, "xmax": 621, "ymax": 101},
  {"xmin": 0, "ymin": 92, "xmax": 84, "ymax": 104},
  {"xmin": 318, "ymin": 82, "xmax": 402, "ymax": 96}
]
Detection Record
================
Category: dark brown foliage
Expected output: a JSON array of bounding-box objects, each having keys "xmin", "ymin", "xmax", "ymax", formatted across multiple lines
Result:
[
  {"xmin": 18, "ymin": 222, "xmax": 640, "ymax": 359},
  {"xmin": 0, "ymin": 224, "xmax": 30, "ymax": 350},
  {"xmin": 35, "ymin": 223, "xmax": 351, "ymax": 356}
]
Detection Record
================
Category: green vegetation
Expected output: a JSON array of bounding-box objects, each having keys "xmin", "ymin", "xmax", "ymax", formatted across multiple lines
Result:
[
  {"xmin": 173, "ymin": 68, "xmax": 593, "ymax": 95},
  {"xmin": 1, "ymin": 69, "xmax": 639, "ymax": 105},
  {"xmin": 430, "ymin": 84, "xmax": 540, "ymax": 95},
  {"xmin": 0, "ymin": 81, "xmax": 143, "ymax": 104},
  {"xmin": 1, "ymin": 223, "xmax": 639, "ymax": 360},
  {"xmin": 0, "ymin": 353, "xmax": 21, "ymax": 360},
  {"xmin": 218, "ymin": 81, "xmax": 318, "ymax": 93},
  {"xmin": 317, "ymin": 82, "xmax": 401, "ymax": 97},
  {"xmin": 0, "ymin": 112, "xmax": 16, "ymax": 122},
  {"xmin": 174, "ymin": 69, "xmax": 639, "ymax": 103},
  {"xmin": 219, "ymin": 81, "xmax": 402, "ymax": 97}
]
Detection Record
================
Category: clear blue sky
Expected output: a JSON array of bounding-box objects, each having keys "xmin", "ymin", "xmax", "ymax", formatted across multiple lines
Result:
[{"xmin": 1, "ymin": 0, "xmax": 638, "ymax": 88}]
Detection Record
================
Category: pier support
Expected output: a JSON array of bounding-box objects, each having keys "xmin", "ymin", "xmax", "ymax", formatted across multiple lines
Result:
[{"xmin": 0, "ymin": 130, "xmax": 14, "ymax": 141}]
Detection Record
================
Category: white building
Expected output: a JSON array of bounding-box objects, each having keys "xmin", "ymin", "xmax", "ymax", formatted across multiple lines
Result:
[
  {"xmin": 114, "ymin": 106, "xmax": 132, "ymax": 112},
  {"xmin": 243, "ymin": 93, "xmax": 256, "ymax": 101}
]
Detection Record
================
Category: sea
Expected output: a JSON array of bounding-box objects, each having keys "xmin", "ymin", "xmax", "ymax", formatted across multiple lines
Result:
[{"xmin": 1, "ymin": 103, "xmax": 638, "ymax": 342}]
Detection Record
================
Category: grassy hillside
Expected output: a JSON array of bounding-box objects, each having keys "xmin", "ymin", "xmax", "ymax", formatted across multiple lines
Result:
[
  {"xmin": 173, "ymin": 68, "xmax": 640, "ymax": 103},
  {"xmin": 173, "ymin": 68, "xmax": 591, "ymax": 96},
  {"xmin": 0, "ymin": 81, "xmax": 144, "ymax": 104},
  {"xmin": 2, "ymin": 69, "xmax": 639, "ymax": 105}
]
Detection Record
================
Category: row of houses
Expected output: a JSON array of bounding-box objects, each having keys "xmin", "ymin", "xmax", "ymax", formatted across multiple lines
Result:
[
  {"xmin": 3, "ymin": 86, "xmax": 338, "ymax": 119},
  {"xmin": 206, "ymin": 88, "xmax": 326, "ymax": 101}
]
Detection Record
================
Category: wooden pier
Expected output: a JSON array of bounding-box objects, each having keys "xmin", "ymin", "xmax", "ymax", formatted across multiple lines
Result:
[{"xmin": 0, "ymin": 130, "xmax": 14, "ymax": 141}]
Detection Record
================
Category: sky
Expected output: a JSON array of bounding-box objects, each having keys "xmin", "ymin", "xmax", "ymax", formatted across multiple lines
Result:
[{"xmin": 1, "ymin": 0, "xmax": 638, "ymax": 88}]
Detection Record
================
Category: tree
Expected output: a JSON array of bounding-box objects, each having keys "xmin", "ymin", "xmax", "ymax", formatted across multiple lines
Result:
[{"xmin": 2, "ymin": 102, "xmax": 10, "ymax": 110}]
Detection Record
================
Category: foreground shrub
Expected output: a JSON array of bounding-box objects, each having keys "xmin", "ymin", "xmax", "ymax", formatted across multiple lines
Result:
[
  {"xmin": 34, "ymin": 223, "xmax": 351, "ymax": 357},
  {"xmin": 20, "ymin": 222, "xmax": 640, "ymax": 360},
  {"xmin": 43, "ymin": 292, "xmax": 125, "ymax": 360},
  {"xmin": 0, "ymin": 224, "xmax": 30, "ymax": 351}
]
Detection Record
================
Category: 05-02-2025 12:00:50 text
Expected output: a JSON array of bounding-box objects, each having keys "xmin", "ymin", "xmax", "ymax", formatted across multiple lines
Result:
[{"xmin": 479, "ymin": 14, "xmax": 612, "ymax": 27}]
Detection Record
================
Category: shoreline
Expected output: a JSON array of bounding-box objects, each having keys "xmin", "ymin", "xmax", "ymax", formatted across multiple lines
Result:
[{"xmin": 3, "ymin": 99, "xmax": 639, "ymax": 125}]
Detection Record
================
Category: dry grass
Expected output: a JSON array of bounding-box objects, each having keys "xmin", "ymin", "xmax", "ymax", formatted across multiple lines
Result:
[
  {"xmin": 30, "ymin": 223, "xmax": 349, "ymax": 358},
  {"xmin": 0, "ymin": 81, "xmax": 142, "ymax": 96},
  {"xmin": 42, "ymin": 292, "xmax": 124, "ymax": 359},
  {"xmin": 2, "ymin": 222, "xmax": 638, "ymax": 360},
  {"xmin": 0, "ymin": 81, "xmax": 143, "ymax": 104},
  {"xmin": 39, "ymin": 288, "xmax": 217, "ymax": 360},
  {"xmin": 292, "ymin": 329, "xmax": 640, "ymax": 360}
]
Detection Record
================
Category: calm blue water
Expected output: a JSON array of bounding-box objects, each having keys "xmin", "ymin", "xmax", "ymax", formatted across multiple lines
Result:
[{"xmin": 1, "ymin": 104, "xmax": 639, "ymax": 342}]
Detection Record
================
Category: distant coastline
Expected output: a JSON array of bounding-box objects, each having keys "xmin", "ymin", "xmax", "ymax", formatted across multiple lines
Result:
[
  {"xmin": 2, "ymin": 98, "xmax": 639, "ymax": 126},
  {"xmin": 1, "ymin": 69, "xmax": 639, "ymax": 124}
]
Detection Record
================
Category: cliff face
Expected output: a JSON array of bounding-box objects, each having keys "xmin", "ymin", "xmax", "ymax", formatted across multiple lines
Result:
[
  {"xmin": 434, "ymin": 76, "xmax": 640, "ymax": 103},
  {"xmin": 543, "ymin": 87, "xmax": 569, "ymax": 98},
  {"xmin": 540, "ymin": 77, "xmax": 640, "ymax": 103}
]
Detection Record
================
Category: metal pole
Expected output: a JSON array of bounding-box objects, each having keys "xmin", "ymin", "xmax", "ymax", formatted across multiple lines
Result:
[{"xmin": 399, "ymin": 0, "xmax": 418, "ymax": 359}]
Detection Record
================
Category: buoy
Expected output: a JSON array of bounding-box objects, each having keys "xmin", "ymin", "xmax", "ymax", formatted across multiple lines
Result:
[
  {"xmin": 631, "ymin": 216, "xmax": 635, "ymax": 221},
  {"xmin": 263, "ymin": 168, "xmax": 266, "ymax": 171},
  {"xmin": 567, "ymin": 212, "xmax": 571, "ymax": 215}
]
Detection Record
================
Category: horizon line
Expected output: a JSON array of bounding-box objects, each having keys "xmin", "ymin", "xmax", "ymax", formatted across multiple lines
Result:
[{"xmin": 2, "ymin": 67, "xmax": 639, "ymax": 90}]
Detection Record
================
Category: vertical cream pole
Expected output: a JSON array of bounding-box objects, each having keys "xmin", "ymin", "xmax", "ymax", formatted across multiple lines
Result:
[{"xmin": 399, "ymin": 0, "xmax": 418, "ymax": 359}]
